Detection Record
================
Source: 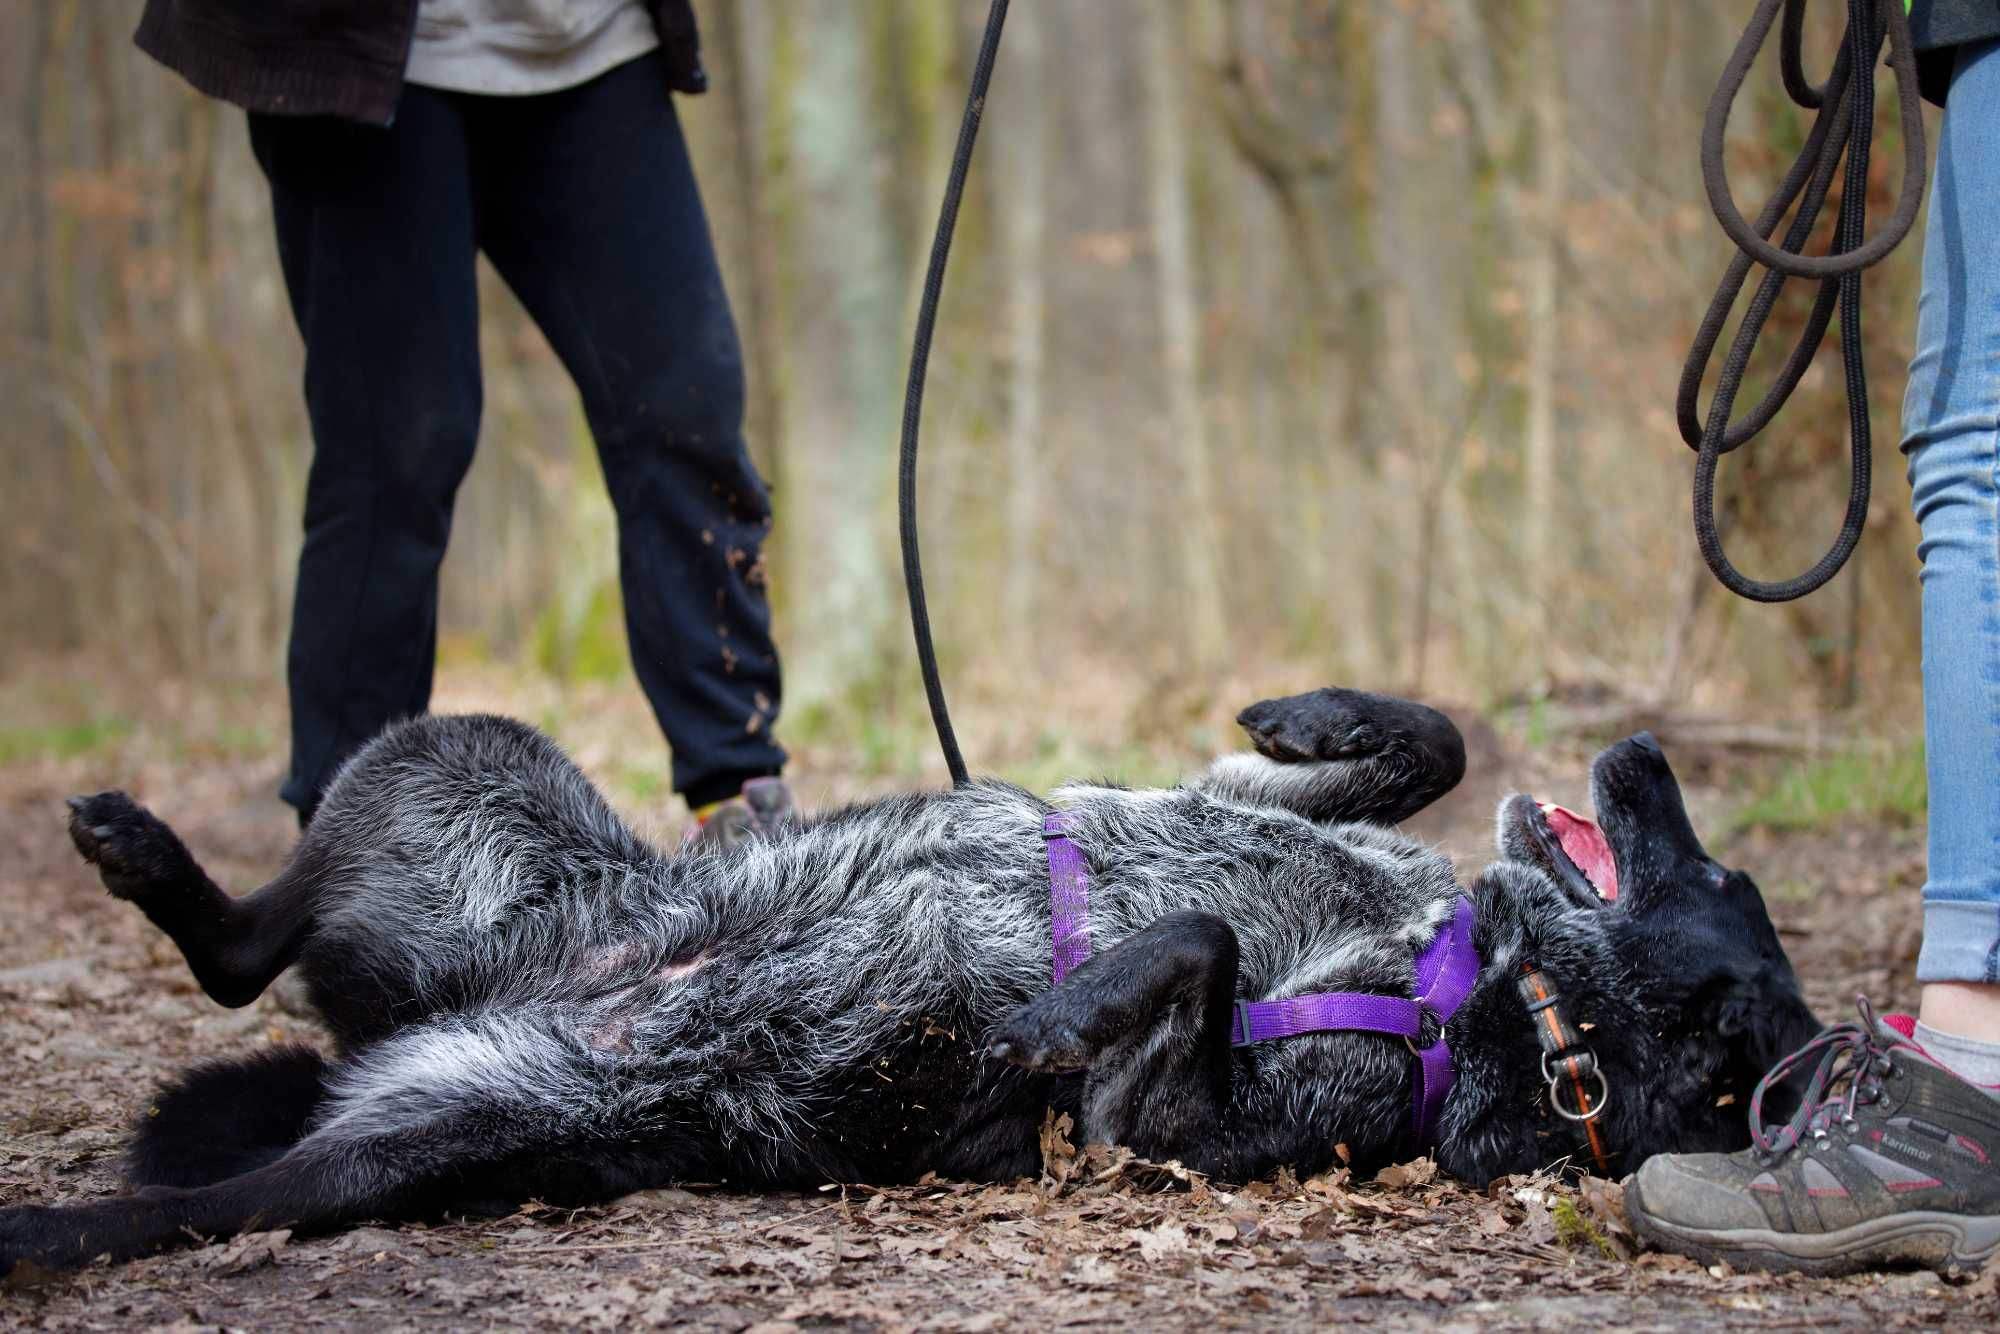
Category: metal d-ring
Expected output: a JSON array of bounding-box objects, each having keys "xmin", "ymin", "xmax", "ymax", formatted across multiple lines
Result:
[{"xmin": 1542, "ymin": 1050, "xmax": 1610, "ymax": 1123}]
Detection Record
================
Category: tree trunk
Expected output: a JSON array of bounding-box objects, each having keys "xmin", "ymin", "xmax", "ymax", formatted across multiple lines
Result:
[
  {"xmin": 1142, "ymin": 0, "xmax": 1227, "ymax": 668},
  {"xmin": 1523, "ymin": 0, "xmax": 1567, "ymax": 676},
  {"xmin": 710, "ymin": 0, "xmax": 787, "ymax": 491},
  {"xmin": 999, "ymin": 0, "xmax": 1047, "ymax": 649},
  {"xmin": 783, "ymin": 0, "xmax": 905, "ymax": 703}
]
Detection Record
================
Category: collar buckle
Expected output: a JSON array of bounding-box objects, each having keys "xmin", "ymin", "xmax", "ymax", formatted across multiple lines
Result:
[{"xmin": 1544, "ymin": 1053, "xmax": 1610, "ymax": 1123}]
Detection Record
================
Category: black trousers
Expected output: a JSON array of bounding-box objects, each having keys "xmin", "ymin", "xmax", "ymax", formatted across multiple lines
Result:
[{"xmin": 249, "ymin": 51, "xmax": 784, "ymax": 818}]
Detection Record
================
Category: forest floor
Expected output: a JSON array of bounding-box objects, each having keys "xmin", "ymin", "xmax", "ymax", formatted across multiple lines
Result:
[{"xmin": 0, "ymin": 670, "xmax": 1991, "ymax": 1330}]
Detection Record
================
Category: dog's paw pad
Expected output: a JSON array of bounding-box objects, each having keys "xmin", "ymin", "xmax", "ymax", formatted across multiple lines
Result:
[
  {"xmin": 988, "ymin": 1016, "xmax": 1091, "ymax": 1074},
  {"xmin": 64, "ymin": 792, "xmax": 182, "ymax": 899}
]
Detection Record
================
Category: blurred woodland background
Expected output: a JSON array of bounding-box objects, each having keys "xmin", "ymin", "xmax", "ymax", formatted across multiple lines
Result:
[{"xmin": 0, "ymin": 0, "xmax": 1938, "ymax": 795}]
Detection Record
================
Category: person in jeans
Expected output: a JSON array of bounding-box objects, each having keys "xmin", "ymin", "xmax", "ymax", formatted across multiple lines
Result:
[
  {"xmin": 134, "ymin": 1, "xmax": 790, "ymax": 844},
  {"xmin": 1628, "ymin": 10, "xmax": 2000, "ymax": 1274}
]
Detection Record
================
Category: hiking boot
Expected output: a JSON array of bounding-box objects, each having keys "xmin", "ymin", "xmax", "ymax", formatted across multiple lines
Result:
[
  {"xmin": 682, "ymin": 776, "xmax": 794, "ymax": 851},
  {"xmin": 1626, "ymin": 998, "xmax": 2000, "ymax": 1276}
]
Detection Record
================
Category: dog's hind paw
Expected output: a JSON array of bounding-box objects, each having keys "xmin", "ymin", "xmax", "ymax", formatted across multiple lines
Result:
[
  {"xmin": 65, "ymin": 791, "xmax": 192, "ymax": 902},
  {"xmin": 1236, "ymin": 688, "xmax": 1393, "ymax": 764}
]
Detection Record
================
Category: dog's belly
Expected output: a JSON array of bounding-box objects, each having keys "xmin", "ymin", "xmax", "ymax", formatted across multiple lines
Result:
[{"xmin": 579, "ymin": 946, "xmax": 714, "ymax": 1054}]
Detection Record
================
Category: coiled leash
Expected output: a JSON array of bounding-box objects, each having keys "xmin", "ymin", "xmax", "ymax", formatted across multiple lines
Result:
[{"xmin": 1680, "ymin": 0, "xmax": 1925, "ymax": 602}]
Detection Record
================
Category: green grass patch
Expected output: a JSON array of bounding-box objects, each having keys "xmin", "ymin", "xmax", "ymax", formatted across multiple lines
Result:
[
  {"xmin": 0, "ymin": 717, "xmax": 134, "ymax": 766},
  {"xmin": 1551, "ymin": 1196, "xmax": 1617, "ymax": 1260},
  {"xmin": 1734, "ymin": 739, "xmax": 1927, "ymax": 833},
  {"xmin": 209, "ymin": 721, "xmax": 275, "ymax": 757},
  {"xmin": 616, "ymin": 763, "xmax": 670, "ymax": 804},
  {"xmin": 533, "ymin": 581, "xmax": 631, "ymax": 685}
]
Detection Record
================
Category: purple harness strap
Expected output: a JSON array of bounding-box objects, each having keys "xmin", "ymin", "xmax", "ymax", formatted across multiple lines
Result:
[
  {"xmin": 1041, "ymin": 811, "xmax": 1479, "ymax": 1149},
  {"xmin": 1045, "ymin": 812, "xmax": 1094, "ymax": 982}
]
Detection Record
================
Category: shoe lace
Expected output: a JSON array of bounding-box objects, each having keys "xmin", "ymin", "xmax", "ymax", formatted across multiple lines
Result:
[{"xmin": 1747, "ymin": 996, "xmax": 1894, "ymax": 1161}]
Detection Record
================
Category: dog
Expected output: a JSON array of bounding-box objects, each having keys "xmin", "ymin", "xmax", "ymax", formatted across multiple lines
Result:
[{"xmin": 0, "ymin": 687, "xmax": 1818, "ymax": 1273}]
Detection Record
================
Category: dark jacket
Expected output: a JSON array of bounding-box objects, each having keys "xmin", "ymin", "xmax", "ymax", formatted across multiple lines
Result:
[
  {"xmin": 1909, "ymin": 0, "xmax": 2000, "ymax": 104},
  {"xmin": 134, "ymin": 0, "xmax": 705, "ymax": 126}
]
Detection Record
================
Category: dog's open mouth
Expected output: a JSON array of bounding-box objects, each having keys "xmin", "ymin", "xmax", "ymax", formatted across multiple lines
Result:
[{"xmin": 1528, "ymin": 800, "xmax": 1620, "ymax": 902}]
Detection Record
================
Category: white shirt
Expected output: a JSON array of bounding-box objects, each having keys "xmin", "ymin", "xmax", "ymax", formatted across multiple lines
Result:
[{"xmin": 405, "ymin": 0, "xmax": 660, "ymax": 96}]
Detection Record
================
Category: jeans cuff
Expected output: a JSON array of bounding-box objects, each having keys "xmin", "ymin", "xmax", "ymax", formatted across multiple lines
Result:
[{"xmin": 1917, "ymin": 899, "xmax": 2000, "ymax": 985}]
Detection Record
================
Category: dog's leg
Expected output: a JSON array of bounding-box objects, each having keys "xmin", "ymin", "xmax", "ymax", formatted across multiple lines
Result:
[
  {"xmin": 0, "ymin": 1014, "xmax": 647, "ymax": 1275},
  {"xmin": 989, "ymin": 910, "xmax": 1238, "ymax": 1159},
  {"xmin": 66, "ymin": 792, "xmax": 315, "ymax": 1007},
  {"xmin": 990, "ymin": 908, "xmax": 1415, "ymax": 1178},
  {"xmin": 1195, "ymin": 687, "xmax": 1465, "ymax": 825}
]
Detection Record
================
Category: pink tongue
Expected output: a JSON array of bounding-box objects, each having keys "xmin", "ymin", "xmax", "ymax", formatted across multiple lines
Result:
[{"xmin": 1543, "ymin": 804, "xmax": 1619, "ymax": 901}]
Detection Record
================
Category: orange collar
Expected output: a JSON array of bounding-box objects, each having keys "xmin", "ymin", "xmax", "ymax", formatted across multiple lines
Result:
[{"xmin": 1517, "ymin": 963, "xmax": 1614, "ymax": 1175}]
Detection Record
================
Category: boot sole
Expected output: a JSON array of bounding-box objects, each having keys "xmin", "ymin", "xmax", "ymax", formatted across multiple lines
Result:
[{"xmin": 1627, "ymin": 1174, "xmax": 2000, "ymax": 1277}]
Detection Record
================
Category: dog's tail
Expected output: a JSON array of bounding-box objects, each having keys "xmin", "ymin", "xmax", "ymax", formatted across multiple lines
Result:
[{"xmin": 124, "ymin": 1045, "xmax": 329, "ymax": 1189}]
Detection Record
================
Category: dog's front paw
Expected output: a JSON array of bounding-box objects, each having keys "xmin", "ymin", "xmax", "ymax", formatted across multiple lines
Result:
[
  {"xmin": 1236, "ymin": 688, "xmax": 1394, "ymax": 764},
  {"xmin": 987, "ymin": 1001, "xmax": 1092, "ymax": 1074},
  {"xmin": 65, "ymin": 791, "xmax": 189, "ymax": 902}
]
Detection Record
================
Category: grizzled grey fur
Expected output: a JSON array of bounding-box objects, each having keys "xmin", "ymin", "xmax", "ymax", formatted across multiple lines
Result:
[{"xmin": 0, "ymin": 688, "xmax": 1817, "ymax": 1273}]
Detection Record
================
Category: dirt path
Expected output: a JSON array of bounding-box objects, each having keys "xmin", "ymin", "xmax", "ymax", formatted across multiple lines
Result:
[{"xmin": 1, "ymin": 728, "xmax": 1992, "ymax": 1331}]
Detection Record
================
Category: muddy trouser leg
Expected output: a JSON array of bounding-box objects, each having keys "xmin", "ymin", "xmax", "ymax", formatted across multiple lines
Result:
[
  {"xmin": 247, "ymin": 92, "xmax": 485, "ymax": 825},
  {"xmin": 1903, "ymin": 39, "xmax": 2000, "ymax": 987},
  {"xmin": 466, "ymin": 53, "xmax": 787, "ymax": 810}
]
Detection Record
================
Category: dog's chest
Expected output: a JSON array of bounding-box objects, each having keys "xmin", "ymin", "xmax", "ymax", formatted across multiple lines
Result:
[{"xmin": 1080, "ymin": 820, "xmax": 1458, "ymax": 980}]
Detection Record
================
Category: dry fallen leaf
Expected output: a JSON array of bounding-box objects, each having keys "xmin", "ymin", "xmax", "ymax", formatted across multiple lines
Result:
[
  {"xmin": 203, "ymin": 1227, "xmax": 291, "ymax": 1275},
  {"xmin": 1132, "ymin": 1221, "xmax": 1191, "ymax": 1263},
  {"xmin": 1039, "ymin": 1109, "xmax": 1078, "ymax": 1190},
  {"xmin": 1371, "ymin": 1158, "xmax": 1438, "ymax": 1190}
]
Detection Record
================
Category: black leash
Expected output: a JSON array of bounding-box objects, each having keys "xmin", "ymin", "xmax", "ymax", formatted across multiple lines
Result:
[
  {"xmin": 1680, "ymin": 0, "xmax": 1925, "ymax": 602},
  {"xmin": 901, "ymin": 0, "xmax": 1009, "ymax": 787}
]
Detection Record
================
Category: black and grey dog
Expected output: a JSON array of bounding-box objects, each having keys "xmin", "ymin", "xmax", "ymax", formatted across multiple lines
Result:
[{"xmin": 0, "ymin": 688, "xmax": 1817, "ymax": 1272}]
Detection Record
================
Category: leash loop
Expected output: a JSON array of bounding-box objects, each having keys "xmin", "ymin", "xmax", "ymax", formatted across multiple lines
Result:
[{"xmin": 1680, "ymin": 0, "xmax": 1926, "ymax": 603}]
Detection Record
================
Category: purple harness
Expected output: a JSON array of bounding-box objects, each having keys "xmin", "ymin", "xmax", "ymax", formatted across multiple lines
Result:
[{"xmin": 1043, "ymin": 812, "xmax": 1480, "ymax": 1148}]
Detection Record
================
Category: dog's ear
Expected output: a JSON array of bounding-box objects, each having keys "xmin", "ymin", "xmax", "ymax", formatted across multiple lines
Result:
[{"xmin": 1710, "ymin": 966, "xmax": 1818, "ymax": 1072}]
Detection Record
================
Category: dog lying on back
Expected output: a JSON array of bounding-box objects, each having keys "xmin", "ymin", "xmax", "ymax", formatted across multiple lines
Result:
[{"xmin": 0, "ymin": 688, "xmax": 1817, "ymax": 1273}]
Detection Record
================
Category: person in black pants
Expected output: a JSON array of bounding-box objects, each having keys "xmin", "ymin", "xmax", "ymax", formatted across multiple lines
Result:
[{"xmin": 135, "ymin": 3, "xmax": 789, "ymax": 839}]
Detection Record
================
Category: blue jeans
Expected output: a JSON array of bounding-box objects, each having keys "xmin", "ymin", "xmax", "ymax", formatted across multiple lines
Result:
[{"xmin": 1905, "ymin": 38, "xmax": 2000, "ymax": 984}]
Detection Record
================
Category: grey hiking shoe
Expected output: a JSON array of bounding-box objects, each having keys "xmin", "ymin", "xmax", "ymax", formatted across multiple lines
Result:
[
  {"xmin": 1626, "ymin": 998, "xmax": 2000, "ymax": 1276},
  {"xmin": 682, "ymin": 776, "xmax": 794, "ymax": 851}
]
